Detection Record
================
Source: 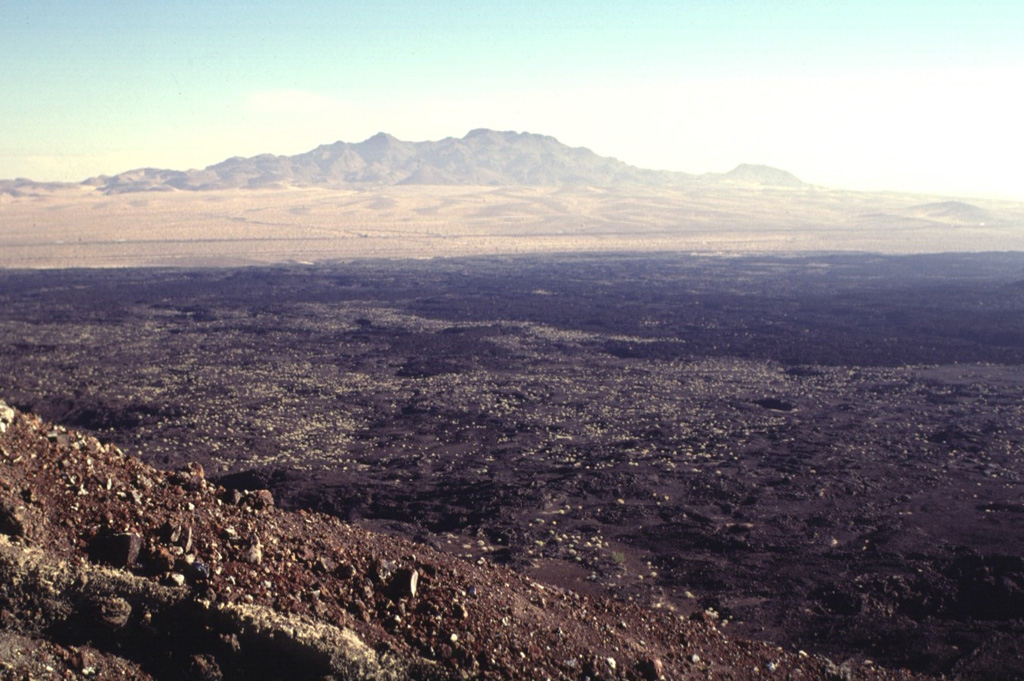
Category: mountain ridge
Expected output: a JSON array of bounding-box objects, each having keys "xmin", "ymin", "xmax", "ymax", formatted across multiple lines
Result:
[{"xmin": 4, "ymin": 130, "xmax": 806, "ymax": 195}]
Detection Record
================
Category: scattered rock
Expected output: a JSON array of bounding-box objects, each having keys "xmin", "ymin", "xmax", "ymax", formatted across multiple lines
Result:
[
  {"xmin": 824, "ymin": 659, "xmax": 855, "ymax": 681},
  {"xmin": 72, "ymin": 647, "xmax": 98, "ymax": 673},
  {"xmin": 174, "ymin": 462, "xmax": 206, "ymax": 491},
  {"xmin": 242, "ymin": 537, "xmax": 263, "ymax": 565},
  {"xmin": 0, "ymin": 398, "xmax": 941, "ymax": 681},
  {"xmin": 252, "ymin": 489, "xmax": 274, "ymax": 510},
  {"xmin": 187, "ymin": 653, "xmax": 222, "ymax": 681},
  {"xmin": 164, "ymin": 522, "xmax": 194, "ymax": 553},
  {"xmin": 183, "ymin": 461, "xmax": 205, "ymax": 481},
  {"xmin": 0, "ymin": 401, "xmax": 14, "ymax": 432},
  {"xmin": 148, "ymin": 545, "xmax": 176, "ymax": 573}
]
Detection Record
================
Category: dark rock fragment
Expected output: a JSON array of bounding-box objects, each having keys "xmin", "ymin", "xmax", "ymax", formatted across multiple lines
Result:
[
  {"xmin": 89, "ymin": 595, "xmax": 132, "ymax": 629},
  {"xmin": 755, "ymin": 397, "xmax": 794, "ymax": 412},
  {"xmin": 639, "ymin": 656, "xmax": 665, "ymax": 680},
  {"xmin": 164, "ymin": 521, "xmax": 192, "ymax": 551},
  {"xmin": 45, "ymin": 429, "xmax": 71, "ymax": 447},
  {"xmin": 190, "ymin": 560, "xmax": 210, "ymax": 583},
  {"xmin": 0, "ymin": 500, "xmax": 29, "ymax": 538},
  {"xmin": 88, "ymin": 532, "xmax": 142, "ymax": 568},
  {"xmin": 197, "ymin": 586, "xmax": 217, "ymax": 604},
  {"xmin": 391, "ymin": 567, "xmax": 419, "ymax": 599},
  {"xmin": 372, "ymin": 558, "xmax": 395, "ymax": 583}
]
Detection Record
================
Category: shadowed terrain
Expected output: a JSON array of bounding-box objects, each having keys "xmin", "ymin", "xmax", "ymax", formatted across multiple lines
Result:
[{"xmin": 2, "ymin": 252, "xmax": 1023, "ymax": 678}]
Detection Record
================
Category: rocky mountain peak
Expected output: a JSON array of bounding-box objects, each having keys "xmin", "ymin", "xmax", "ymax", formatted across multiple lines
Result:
[{"xmin": 359, "ymin": 132, "xmax": 403, "ymax": 147}]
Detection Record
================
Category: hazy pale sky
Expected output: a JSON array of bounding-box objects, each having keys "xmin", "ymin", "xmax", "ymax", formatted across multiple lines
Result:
[{"xmin": 2, "ymin": 1, "xmax": 1021, "ymax": 198}]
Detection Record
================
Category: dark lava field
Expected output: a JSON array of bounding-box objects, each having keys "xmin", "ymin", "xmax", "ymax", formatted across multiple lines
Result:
[{"xmin": 2, "ymin": 252, "xmax": 1024, "ymax": 679}]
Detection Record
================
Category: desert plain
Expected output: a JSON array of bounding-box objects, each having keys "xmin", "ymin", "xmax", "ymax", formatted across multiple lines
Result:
[{"xmin": 3, "ymin": 183, "xmax": 1024, "ymax": 268}]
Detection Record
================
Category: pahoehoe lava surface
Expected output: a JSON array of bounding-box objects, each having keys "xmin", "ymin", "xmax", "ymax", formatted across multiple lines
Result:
[{"xmin": 2, "ymin": 252, "xmax": 1024, "ymax": 678}]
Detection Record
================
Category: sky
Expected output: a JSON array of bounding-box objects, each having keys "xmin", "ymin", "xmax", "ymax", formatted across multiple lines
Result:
[{"xmin": 1, "ymin": 0, "xmax": 1022, "ymax": 199}]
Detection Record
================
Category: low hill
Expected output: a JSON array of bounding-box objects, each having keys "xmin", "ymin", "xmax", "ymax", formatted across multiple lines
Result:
[
  {"xmin": 908, "ymin": 200, "xmax": 992, "ymax": 223},
  {"xmin": 720, "ymin": 163, "xmax": 806, "ymax": 187}
]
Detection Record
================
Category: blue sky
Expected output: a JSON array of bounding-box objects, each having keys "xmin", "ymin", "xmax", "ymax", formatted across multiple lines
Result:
[{"xmin": 2, "ymin": 1, "xmax": 1022, "ymax": 198}]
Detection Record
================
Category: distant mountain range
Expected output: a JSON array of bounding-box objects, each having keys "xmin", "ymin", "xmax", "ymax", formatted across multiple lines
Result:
[{"xmin": 1, "ymin": 130, "xmax": 806, "ymax": 195}]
